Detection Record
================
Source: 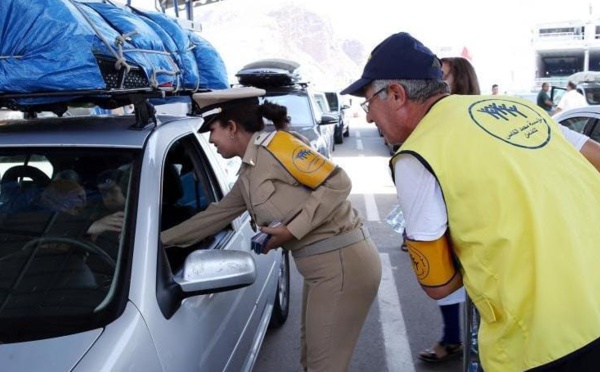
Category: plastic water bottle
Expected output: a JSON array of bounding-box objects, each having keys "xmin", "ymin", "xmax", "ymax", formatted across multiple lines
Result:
[{"xmin": 386, "ymin": 204, "xmax": 405, "ymax": 234}]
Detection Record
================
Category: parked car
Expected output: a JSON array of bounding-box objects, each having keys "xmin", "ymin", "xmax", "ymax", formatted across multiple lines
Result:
[
  {"xmin": 324, "ymin": 92, "xmax": 351, "ymax": 144},
  {"xmin": 551, "ymin": 71, "xmax": 600, "ymax": 107},
  {"xmin": 310, "ymin": 91, "xmax": 336, "ymax": 152},
  {"xmin": 0, "ymin": 97, "xmax": 290, "ymax": 371},
  {"xmin": 552, "ymin": 105, "xmax": 600, "ymax": 142},
  {"xmin": 235, "ymin": 59, "xmax": 338, "ymax": 159}
]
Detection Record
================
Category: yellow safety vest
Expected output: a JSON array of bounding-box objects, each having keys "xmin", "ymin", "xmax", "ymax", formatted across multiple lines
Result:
[{"xmin": 393, "ymin": 95, "xmax": 600, "ymax": 371}]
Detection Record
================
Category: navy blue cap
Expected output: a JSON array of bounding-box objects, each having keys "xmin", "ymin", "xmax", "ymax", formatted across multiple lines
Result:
[{"xmin": 340, "ymin": 32, "xmax": 442, "ymax": 97}]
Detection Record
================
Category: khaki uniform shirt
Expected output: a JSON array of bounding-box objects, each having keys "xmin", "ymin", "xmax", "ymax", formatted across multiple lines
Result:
[{"xmin": 161, "ymin": 132, "xmax": 362, "ymax": 253}]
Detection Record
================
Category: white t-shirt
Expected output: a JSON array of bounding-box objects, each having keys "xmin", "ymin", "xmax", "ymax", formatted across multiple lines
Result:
[
  {"xmin": 394, "ymin": 125, "xmax": 588, "ymax": 305},
  {"xmin": 557, "ymin": 89, "xmax": 588, "ymax": 111}
]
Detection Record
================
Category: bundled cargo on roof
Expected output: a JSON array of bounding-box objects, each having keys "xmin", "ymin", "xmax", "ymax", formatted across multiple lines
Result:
[{"xmin": 0, "ymin": 0, "xmax": 228, "ymax": 105}]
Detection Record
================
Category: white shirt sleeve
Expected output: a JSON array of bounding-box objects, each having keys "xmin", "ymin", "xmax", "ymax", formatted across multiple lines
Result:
[
  {"xmin": 393, "ymin": 154, "xmax": 447, "ymax": 241},
  {"xmin": 559, "ymin": 124, "xmax": 588, "ymax": 150}
]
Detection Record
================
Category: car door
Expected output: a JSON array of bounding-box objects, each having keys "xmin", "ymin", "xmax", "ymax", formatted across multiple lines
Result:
[
  {"xmin": 551, "ymin": 86, "xmax": 566, "ymax": 106},
  {"xmin": 142, "ymin": 131, "xmax": 279, "ymax": 372}
]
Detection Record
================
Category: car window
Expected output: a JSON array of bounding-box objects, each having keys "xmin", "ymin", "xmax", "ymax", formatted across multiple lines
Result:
[
  {"xmin": 558, "ymin": 116, "xmax": 593, "ymax": 133},
  {"xmin": 260, "ymin": 95, "xmax": 313, "ymax": 127},
  {"xmin": 325, "ymin": 92, "xmax": 339, "ymax": 111},
  {"xmin": 551, "ymin": 87, "xmax": 566, "ymax": 106},
  {"xmin": 200, "ymin": 132, "xmax": 240, "ymax": 189},
  {"xmin": 584, "ymin": 87, "xmax": 600, "ymax": 105},
  {"xmin": 0, "ymin": 149, "xmax": 138, "ymax": 343},
  {"xmin": 160, "ymin": 136, "xmax": 219, "ymax": 231},
  {"xmin": 312, "ymin": 94, "xmax": 330, "ymax": 115},
  {"xmin": 588, "ymin": 121, "xmax": 600, "ymax": 143},
  {"xmin": 160, "ymin": 135, "xmax": 232, "ymax": 271}
]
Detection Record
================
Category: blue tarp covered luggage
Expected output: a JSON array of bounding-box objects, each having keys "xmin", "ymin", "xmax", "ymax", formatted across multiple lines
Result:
[
  {"xmin": 188, "ymin": 31, "xmax": 229, "ymax": 90},
  {"xmin": 0, "ymin": 0, "xmax": 106, "ymax": 94},
  {"xmin": 0, "ymin": 0, "xmax": 229, "ymax": 107},
  {"xmin": 129, "ymin": 7, "xmax": 200, "ymax": 91}
]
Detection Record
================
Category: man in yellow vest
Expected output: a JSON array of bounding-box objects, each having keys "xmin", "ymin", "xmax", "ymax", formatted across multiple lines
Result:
[{"xmin": 342, "ymin": 32, "xmax": 600, "ymax": 372}]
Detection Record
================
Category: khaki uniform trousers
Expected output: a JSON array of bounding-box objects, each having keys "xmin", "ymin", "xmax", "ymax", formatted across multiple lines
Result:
[{"xmin": 294, "ymin": 237, "xmax": 382, "ymax": 372}]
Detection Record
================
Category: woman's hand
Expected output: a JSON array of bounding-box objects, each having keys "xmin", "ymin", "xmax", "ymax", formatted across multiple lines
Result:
[{"xmin": 261, "ymin": 223, "xmax": 294, "ymax": 253}]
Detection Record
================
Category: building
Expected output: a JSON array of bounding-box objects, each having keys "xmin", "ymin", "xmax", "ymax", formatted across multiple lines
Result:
[{"xmin": 532, "ymin": 17, "xmax": 600, "ymax": 89}]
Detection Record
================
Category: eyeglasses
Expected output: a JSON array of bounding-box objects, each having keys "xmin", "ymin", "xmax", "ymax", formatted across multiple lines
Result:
[{"xmin": 361, "ymin": 87, "xmax": 387, "ymax": 113}]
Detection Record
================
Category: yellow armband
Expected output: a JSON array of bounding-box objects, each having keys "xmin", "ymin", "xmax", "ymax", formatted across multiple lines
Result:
[
  {"xmin": 256, "ymin": 131, "xmax": 336, "ymax": 189},
  {"xmin": 405, "ymin": 234, "xmax": 457, "ymax": 287}
]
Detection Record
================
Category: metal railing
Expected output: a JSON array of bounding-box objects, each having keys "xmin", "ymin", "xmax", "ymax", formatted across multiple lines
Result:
[{"xmin": 536, "ymin": 32, "xmax": 584, "ymax": 41}]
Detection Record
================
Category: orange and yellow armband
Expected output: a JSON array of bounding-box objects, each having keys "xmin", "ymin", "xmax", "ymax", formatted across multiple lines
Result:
[
  {"xmin": 405, "ymin": 234, "xmax": 457, "ymax": 287},
  {"xmin": 256, "ymin": 131, "xmax": 336, "ymax": 189}
]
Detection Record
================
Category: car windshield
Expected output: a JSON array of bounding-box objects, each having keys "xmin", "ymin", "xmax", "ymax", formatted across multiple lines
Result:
[
  {"xmin": 261, "ymin": 93, "xmax": 314, "ymax": 127},
  {"xmin": 0, "ymin": 148, "xmax": 139, "ymax": 343}
]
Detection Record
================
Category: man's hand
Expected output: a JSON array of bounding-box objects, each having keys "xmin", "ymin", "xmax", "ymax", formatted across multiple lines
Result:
[{"xmin": 87, "ymin": 211, "xmax": 124, "ymax": 236}]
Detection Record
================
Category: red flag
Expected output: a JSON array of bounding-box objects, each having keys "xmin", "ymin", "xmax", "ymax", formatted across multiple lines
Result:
[{"xmin": 461, "ymin": 47, "xmax": 472, "ymax": 61}]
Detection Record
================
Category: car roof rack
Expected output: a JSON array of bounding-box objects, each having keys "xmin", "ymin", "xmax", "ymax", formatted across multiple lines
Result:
[{"xmin": 0, "ymin": 88, "xmax": 186, "ymax": 128}]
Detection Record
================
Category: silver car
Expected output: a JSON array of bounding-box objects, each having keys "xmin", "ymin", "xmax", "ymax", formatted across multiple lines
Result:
[
  {"xmin": 552, "ymin": 105, "xmax": 600, "ymax": 142},
  {"xmin": 0, "ymin": 112, "xmax": 290, "ymax": 371}
]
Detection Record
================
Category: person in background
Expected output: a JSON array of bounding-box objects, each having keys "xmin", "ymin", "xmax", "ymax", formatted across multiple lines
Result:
[
  {"xmin": 412, "ymin": 56, "xmax": 481, "ymax": 364},
  {"xmin": 38, "ymin": 177, "xmax": 86, "ymax": 216},
  {"xmin": 554, "ymin": 80, "xmax": 587, "ymax": 113},
  {"xmin": 537, "ymin": 82, "xmax": 554, "ymax": 113},
  {"xmin": 441, "ymin": 57, "xmax": 480, "ymax": 96},
  {"xmin": 342, "ymin": 31, "xmax": 600, "ymax": 372},
  {"xmin": 491, "ymin": 84, "xmax": 499, "ymax": 95},
  {"xmin": 81, "ymin": 165, "xmax": 131, "ymax": 261},
  {"xmin": 161, "ymin": 87, "xmax": 382, "ymax": 372},
  {"xmin": 86, "ymin": 167, "xmax": 127, "ymax": 239}
]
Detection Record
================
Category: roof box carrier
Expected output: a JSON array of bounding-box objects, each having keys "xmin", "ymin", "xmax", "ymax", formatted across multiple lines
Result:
[{"xmin": 236, "ymin": 59, "xmax": 302, "ymax": 88}]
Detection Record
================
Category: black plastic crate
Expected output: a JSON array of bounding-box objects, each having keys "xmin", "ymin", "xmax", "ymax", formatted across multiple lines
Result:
[{"xmin": 96, "ymin": 56, "xmax": 150, "ymax": 90}]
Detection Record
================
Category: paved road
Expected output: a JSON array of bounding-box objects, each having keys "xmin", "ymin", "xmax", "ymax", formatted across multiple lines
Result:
[{"xmin": 253, "ymin": 118, "xmax": 464, "ymax": 372}]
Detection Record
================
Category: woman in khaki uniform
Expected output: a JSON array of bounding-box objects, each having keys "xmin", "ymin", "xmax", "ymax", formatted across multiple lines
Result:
[{"xmin": 161, "ymin": 87, "xmax": 382, "ymax": 372}]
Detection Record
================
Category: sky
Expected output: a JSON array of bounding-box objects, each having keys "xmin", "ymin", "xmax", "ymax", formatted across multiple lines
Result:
[
  {"xmin": 301, "ymin": 0, "xmax": 597, "ymax": 93},
  {"xmin": 130, "ymin": 0, "xmax": 598, "ymax": 93}
]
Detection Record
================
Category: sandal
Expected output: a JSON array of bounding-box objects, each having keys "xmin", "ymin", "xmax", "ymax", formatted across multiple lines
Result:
[{"xmin": 418, "ymin": 342, "xmax": 463, "ymax": 363}]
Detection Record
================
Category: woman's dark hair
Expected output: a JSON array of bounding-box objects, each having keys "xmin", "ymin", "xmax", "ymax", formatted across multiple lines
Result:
[
  {"xmin": 214, "ymin": 99, "xmax": 290, "ymax": 132},
  {"xmin": 213, "ymin": 98, "xmax": 264, "ymax": 133},
  {"xmin": 259, "ymin": 100, "xmax": 290, "ymax": 130},
  {"xmin": 440, "ymin": 57, "xmax": 481, "ymax": 95}
]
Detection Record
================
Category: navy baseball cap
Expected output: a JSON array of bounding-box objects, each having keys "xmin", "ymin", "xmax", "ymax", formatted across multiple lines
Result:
[{"xmin": 340, "ymin": 32, "xmax": 442, "ymax": 97}]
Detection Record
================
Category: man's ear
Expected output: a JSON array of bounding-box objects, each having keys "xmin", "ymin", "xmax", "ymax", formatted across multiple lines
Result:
[{"xmin": 388, "ymin": 83, "xmax": 407, "ymax": 107}]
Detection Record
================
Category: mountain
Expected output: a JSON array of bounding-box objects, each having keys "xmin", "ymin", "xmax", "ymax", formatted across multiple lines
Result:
[{"xmin": 193, "ymin": 0, "xmax": 368, "ymax": 92}]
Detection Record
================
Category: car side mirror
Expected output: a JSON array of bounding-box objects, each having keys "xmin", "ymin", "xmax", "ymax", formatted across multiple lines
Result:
[
  {"xmin": 174, "ymin": 250, "xmax": 256, "ymax": 296},
  {"xmin": 319, "ymin": 113, "xmax": 338, "ymax": 125}
]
